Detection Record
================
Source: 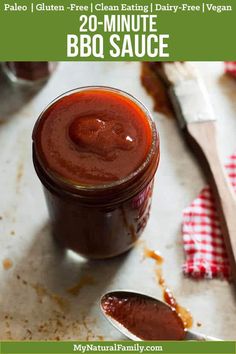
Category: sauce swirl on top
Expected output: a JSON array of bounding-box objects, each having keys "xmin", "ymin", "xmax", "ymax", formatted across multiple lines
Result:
[{"xmin": 34, "ymin": 89, "xmax": 152, "ymax": 185}]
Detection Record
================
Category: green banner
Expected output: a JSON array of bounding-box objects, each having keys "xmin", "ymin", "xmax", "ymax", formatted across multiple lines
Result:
[
  {"xmin": 0, "ymin": 341, "xmax": 235, "ymax": 354},
  {"xmin": 0, "ymin": 0, "xmax": 235, "ymax": 60}
]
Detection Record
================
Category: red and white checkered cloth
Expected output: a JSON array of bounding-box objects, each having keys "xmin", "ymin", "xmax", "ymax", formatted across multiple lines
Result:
[
  {"xmin": 225, "ymin": 62, "xmax": 236, "ymax": 78},
  {"xmin": 182, "ymin": 152, "xmax": 236, "ymax": 279}
]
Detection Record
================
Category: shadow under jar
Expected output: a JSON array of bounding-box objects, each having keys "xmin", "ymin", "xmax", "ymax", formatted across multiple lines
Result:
[{"xmin": 32, "ymin": 86, "xmax": 160, "ymax": 259}]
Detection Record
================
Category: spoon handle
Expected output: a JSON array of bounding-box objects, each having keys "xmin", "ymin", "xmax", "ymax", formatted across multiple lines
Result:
[{"xmin": 186, "ymin": 330, "xmax": 222, "ymax": 341}]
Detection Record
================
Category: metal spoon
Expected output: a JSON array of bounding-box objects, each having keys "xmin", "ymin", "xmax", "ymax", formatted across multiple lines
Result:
[{"xmin": 100, "ymin": 290, "xmax": 221, "ymax": 341}]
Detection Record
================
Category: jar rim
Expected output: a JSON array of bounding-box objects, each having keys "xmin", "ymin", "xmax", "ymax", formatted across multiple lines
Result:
[{"xmin": 33, "ymin": 85, "xmax": 159, "ymax": 192}]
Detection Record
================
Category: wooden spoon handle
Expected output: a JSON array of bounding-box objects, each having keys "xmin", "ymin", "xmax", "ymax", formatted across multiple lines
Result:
[{"xmin": 185, "ymin": 121, "xmax": 236, "ymax": 282}]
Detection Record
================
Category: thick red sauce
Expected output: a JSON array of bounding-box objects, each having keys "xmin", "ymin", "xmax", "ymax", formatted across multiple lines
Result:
[
  {"xmin": 102, "ymin": 292, "xmax": 186, "ymax": 340},
  {"xmin": 34, "ymin": 89, "xmax": 152, "ymax": 185}
]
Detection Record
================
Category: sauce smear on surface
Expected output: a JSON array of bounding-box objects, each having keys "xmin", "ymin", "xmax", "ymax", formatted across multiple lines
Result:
[
  {"xmin": 156, "ymin": 268, "xmax": 193, "ymax": 329},
  {"xmin": 144, "ymin": 247, "xmax": 193, "ymax": 330},
  {"xmin": 141, "ymin": 62, "xmax": 173, "ymax": 117},
  {"xmin": 144, "ymin": 247, "xmax": 164, "ymax": 264}
]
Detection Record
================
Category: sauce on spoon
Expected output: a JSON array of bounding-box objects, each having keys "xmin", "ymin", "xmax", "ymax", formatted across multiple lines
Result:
[{"xmin": 101, "ymin": 292, "xmax": 186, "ymax": 340}]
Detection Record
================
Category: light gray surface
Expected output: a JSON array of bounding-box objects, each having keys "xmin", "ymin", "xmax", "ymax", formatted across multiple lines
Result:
[{"xmin": 0, "ymin": 62, "xmax": 235, "ymax": 340}]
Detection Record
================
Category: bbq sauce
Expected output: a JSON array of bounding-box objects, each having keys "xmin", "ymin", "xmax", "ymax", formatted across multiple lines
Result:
[
  {"xmin": 144, "ymin": 247, "xmax": 193, "ymax": 329},
  {"xmin": 34, "ymin": 89, "xmax": 153, "ymax": 185},
  {"xmin": 156, "ymin": 268, "xmax": 193, "ymax": 329},
  {"xmin": 102, "ymin": 292, "xmax": 186, "ymax": 340},
  {"xmin": 33, "ymin": 87, "xmax": 160, "ymax": 259}
]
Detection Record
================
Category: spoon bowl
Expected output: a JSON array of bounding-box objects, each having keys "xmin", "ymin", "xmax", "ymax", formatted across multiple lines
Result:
[{"xmin": 100, "ymin": 290, "xmax": 221, "ymax": 341}]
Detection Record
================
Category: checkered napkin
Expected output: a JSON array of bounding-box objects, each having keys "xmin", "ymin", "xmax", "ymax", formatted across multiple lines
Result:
[
  {"xmin": 182, "ymin": 152, "xmax": 236, "ymax": 279},
  {"xmin": 225, "ymin": 62, "xmax": 236, "ymax": 78}
]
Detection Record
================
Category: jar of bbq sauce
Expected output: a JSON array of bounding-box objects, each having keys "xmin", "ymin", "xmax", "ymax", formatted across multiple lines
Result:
[
  {"xmin": 32, "ymin": 87, "xmax": 160, "ymax": 259},
  {"xmin": 3, "ymin": 62, "xmax": 56, "ymax": 84}
]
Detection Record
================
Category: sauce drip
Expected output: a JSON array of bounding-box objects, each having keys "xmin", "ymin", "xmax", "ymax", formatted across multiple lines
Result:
[
  {"xmin": 102, "ymin": 292, "xmax": 186, "ymax": 340},
  {"xmin": 2, "ymin": 258, "xmax": 13, "ymax": 270},
  {"xmin": 144, "ymin": 247, "xmax": 164, "ymax": 264},
  {"xmin": 34, "ymin": 89, "xmax": 153, "ymax": 185},
  {"xmin": 145, "ymin": 247, "xmax": 193, "ymax": 329},
  {"xmin": 156, "ymin": 268, "xmax": 193, "ymax": 329},
  {"xmin": 69, "ymin": 116, "xmax": 134, "ymax": 159}
]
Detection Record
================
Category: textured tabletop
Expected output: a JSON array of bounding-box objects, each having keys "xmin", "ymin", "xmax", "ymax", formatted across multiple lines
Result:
[{"xmin": 0, "ymin": 61, "xmax": 235, "ymax": 340}]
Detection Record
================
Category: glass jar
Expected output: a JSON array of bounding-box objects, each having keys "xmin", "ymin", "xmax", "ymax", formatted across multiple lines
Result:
[
  {"xmin": 3, "ymin": 62, "xmax": 57, "ymax": 84},
  {"xmin": 32, "ymin": 87, "xmax": 160, "ymax": 259}
]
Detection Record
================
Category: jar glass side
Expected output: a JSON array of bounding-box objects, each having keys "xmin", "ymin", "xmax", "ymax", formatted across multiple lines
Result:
[{"xmin": 32, "ymin": 86, "xmax": 160, "ymax": 258}]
